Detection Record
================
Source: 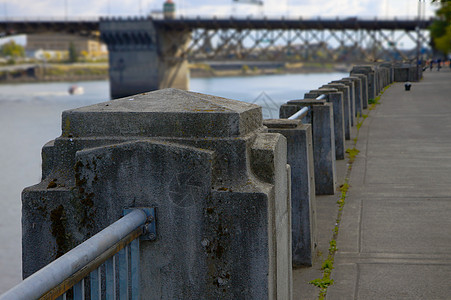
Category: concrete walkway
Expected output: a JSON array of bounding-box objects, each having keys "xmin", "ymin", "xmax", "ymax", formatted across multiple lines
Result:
[
  {"xmin": 326, "ymin": 68, "xmax": 451, "ymax": 299},
  {"xmin": 293, "ymin": 68, "xmax": 451, "ymax": 299}
]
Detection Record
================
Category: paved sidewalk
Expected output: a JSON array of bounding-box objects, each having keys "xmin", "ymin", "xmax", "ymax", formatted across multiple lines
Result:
[{"xmin": 327, "ymin": 68, "xmax": 451, "ymax": 299}]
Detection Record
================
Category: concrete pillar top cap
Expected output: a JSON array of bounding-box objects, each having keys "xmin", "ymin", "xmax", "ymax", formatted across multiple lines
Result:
[
  {"xmin": 309, "ymin": 88, "xmax": 338, "ymax": 93},
  {"xmin": 351, "ymin": 65, "xmax": 374, "ymax": 72},
  {"xmin": 330, "ymin": 80, "xmax": 352, "ymax": 85},
  {"xmin": 322, "ymin": 83, "xmax": 346, "ymax": 88},
  {"xmin": 62, "ymin": 88, "xmax": 263, "ymax": 138},
  {"xmin": 344, "ymin": 76, "xmax": 363, "ymax": 80},
  {"xmin": 263, "ymin": 119, "xmax": 301, "ymax": 129},
  {"xmin": 287, "ymin": 99, "xmax": 326, "ymax": 105}
]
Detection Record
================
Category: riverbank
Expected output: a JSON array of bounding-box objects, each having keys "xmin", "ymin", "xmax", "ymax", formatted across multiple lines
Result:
[
  {"xmin": 0, "ymin": 63, "xmax": 108, "ymax": 83},
  {"xmin": 0, "ymin": 61, "xmax": 353, "ymax": 84},
  {"xmin": 189, "ymin": 61, "xmax": 352, "ymax": 78}
]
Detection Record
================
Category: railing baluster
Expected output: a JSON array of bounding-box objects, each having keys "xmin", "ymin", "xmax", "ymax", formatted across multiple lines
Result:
[
  {"xmin": 73, "ymin": 278, "xmax": 85, "ymax": 300},
  {"xmin": 106, "ymin": 256, "xmax": 116, "ymax": 300},
  {"xmin": 118, "ymin": 246, "xmax": 129, "ymax": 299},
  {"xmin": 90, "ymin": 268, "xmax": 101, "ymax": 300},
  {"xmin": 130, "ymin": 239, "xmax": 140, "ymax": 300},
  {"xmin": 56, "ymin": 294, "xmax": 67, "ymax": 300}
]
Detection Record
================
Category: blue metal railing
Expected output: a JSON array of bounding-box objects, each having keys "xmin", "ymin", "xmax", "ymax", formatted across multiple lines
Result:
[{"xmin": 0, "ymin": 208, "xmax": 156, "ymax": 300}]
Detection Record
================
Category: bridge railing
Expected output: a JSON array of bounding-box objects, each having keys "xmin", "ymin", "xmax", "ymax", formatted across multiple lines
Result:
[{"xmin": 0, "ymin": 208, "xmax": 156, "ymax": 300}]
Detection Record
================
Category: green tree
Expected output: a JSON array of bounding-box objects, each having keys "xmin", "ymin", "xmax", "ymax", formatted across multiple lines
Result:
[
  {"xmin": 0, "ymin": 40, "xmax": 25, "ymax": 58},
  {"xmin": 68, "ymin": 42, "xmax": 78, "ymax": 63},
  {"xmin": 430, "ymin": 0, "xmax": 451, "ymax": 54}
]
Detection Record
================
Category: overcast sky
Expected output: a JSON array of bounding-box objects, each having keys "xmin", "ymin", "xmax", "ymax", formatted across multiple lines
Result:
[{"xmin": 0, "ymin": 0, "xmax": 438, "ymax": 20}]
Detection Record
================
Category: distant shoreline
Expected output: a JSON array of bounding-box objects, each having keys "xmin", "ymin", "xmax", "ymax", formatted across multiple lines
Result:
[
  {"xmin": 0, "ymin": 61, "xmax": 352, "ymax": 84},
  {"xmin": 190, "ymin": 62, "xmax": 351, "ymax": 78}
]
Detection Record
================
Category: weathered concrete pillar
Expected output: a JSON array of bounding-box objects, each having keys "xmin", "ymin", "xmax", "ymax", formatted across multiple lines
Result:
[
  {"xmin": 343, "ymin": 76, "xmax": 363, "ymax": 117},
  {"xmin": 351, "ymin": 65, "xmax": 375, "ymax": 102},
  {"xmin": 331, "ymin": 79, "xmax": 355, "ymax": 127},
  {"xmin": 382, "ymin": 63, "xmax": 393, "ymax": 84},
  {"xmin": 304, "ymin": 88, "xmax": 345, "ymax": 160},
  {"xmin": 374, "ymin": 65, "xmax": 382, "ymax": 92},
  {"xmin": 343, "ymin": 74, "xmax": 368, "ymax": 116},
  {"xmin": 373, "ymin": 65, "xmax": 381, "ymax": 94},
  {"xmin": 350, "ymin": 73, "xmax": 368, "ymax": 110},
  {"xmin": 321, "ymin": 83, "xmax": 351, "ymax": 140},
  {"xmin": 393, "ymin": 63, "xmax": 419, "ymax": 82},
  {"xmin": 375, "ymin": 64, "xmax": 390, "ymax": 94},
  {"xmin": 22, "ymin": 88, "xmax": 293, "ymax": 299},
  {"xmin": 357, "ymin": 74, "xmax": 368, "ymax": 108},
  {"xmin": 263, "ymin": 119, "xmax": 317, "ymax": 267},
  {"xmin": 100, "ymin": 18, "xmax": 191, "ymax": 99},
  {"xmin": 376, "ymin": 66, "xmax": 386, "ymax": 93},
  {"xmin": 280, "ymin": 100, "xmax": 336, "ymax": 195}
]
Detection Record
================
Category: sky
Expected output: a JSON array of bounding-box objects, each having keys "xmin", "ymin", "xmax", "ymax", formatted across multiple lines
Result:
[{"xmin": 0, "ymin": 0, "xmax": 438, "ymax": 20}]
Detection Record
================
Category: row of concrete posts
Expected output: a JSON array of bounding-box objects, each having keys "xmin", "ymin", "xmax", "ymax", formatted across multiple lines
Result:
[{"xmin": 22, "ymin": 63, "xmax": 419, "ymax": 299}]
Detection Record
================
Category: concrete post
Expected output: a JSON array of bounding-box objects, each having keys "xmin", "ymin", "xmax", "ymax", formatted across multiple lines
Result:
[
  {"xmin": 263, "ymin": 119, "xmax": 317, "ymax": 267},
  {"xmin": 351, "ymin": 65, "xmax": 375, "ymax": 103},
  {"xmin": 304, "ymin": 88, "xmax": 345, "ymax": 160},
  {"xmin": 376, "ymin": 65, "xmax": 386, "ymax": 93},
  {"xmin": 322, "ymin": 83, "xmax": 351, "ymax": 141},
  {"xmin": 342, "ymin": 76, "xmax": 363, "ymax": 117},
  {"xmin": 100, "ymin": 18, "xmax": 190, "ymax": 99},
  {"xmin": 280, "ymin": 100, "xmax": 337, "ymax": 195},
  {"xmin": 373, "ymin": 65, "xmax": 381, "ymax": 94},
  {"xmin": 393, "ymin": 63, "xmax": 419, "ymax": 82},
  {"xmin": 382, "ymin": 63, "xmax": 394, "ymax": 84},
  {"xmin": 331, "ymin": 79, "xmax": 355, "ymax": 127},
  {"xmin": 393, "ymin": 64, "xmax": 408, "ymax": 82},
  {"xmin": 22, "ymin": 88, "xmax": 293, "ymax": 299},
  {"xmin": 350, "ymin": 73, "xmax": 368, "ymax": 110}
]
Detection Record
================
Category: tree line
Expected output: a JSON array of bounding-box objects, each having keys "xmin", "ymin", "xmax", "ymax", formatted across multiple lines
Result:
[{"xmin": 431, "ymin": 0, "xmax": 451, "ymax": 56}]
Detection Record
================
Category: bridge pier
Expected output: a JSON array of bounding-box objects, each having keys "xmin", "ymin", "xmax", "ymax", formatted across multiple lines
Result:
[{"xmin": 100, "ymin": 18, "xmax": 190, "ymax": 99}]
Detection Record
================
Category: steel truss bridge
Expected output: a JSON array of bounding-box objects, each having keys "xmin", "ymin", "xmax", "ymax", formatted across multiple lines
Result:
[{"xmin": 0, "ymin": 17, "xmax": 433, "ymax": 62}]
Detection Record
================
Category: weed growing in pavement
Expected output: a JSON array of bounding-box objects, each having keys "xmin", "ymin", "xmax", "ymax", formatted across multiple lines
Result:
[
  {"xmin": 346, "ymin": 148, "xmax": 360, "ymax": 163},
  {"xmin": 309, "ymin": 81, "xmax": 390, "ymax": 300}
]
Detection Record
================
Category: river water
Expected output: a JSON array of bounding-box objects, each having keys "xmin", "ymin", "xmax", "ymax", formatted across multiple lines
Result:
[{"xmin": 0, "ymin": 71, "xmax": 346, "ymax": 292}]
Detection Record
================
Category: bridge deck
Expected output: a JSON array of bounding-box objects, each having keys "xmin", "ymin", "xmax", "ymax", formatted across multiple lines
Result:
[
  {"xmin": 294, "ymin": 67, "xmax": 451, "ymax": 299},
  {"xmin": 158, "ymin": 18, "xmax": 432, "ymax": 31},
  {"xmin": 0, "ymin": 17, "xmax": 432, "ymax": 35}
]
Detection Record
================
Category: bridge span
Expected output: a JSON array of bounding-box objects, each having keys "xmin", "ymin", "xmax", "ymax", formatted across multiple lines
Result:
[
  {"xmin": 0, "ymin": 17, "xmax": 433, "ymax": 98},
  {"xmin": 0, "ymin": 17, "xmax": 433, "ymax": 34}
]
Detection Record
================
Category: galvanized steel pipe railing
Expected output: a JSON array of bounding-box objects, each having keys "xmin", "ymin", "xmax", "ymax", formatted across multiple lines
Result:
[
  {"xmin": 288, "ymin": 94, "xmax": 326, "ymax": 120},
  {"xmin": 0, "ymin": 208, "xmax": 152, "ymax": 300}
]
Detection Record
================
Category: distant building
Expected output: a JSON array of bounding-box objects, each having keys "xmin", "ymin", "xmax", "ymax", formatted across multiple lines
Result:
[{"xmin": 26, "ymin": 33, "xmax": 107, "ymax": 60}]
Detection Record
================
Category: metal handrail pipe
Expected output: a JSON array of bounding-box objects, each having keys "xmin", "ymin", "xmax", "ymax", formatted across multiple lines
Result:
[
  {"xmin": 288, "ymin": 106, "xmax": 308, "ymax": 120},
  {"xmin": 0, "ymin": 209, "xmax": 148, "ymax": 300},
  {"xmin": 287, "ymin": 94, "xmax": 326, "ymax": 120}
]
